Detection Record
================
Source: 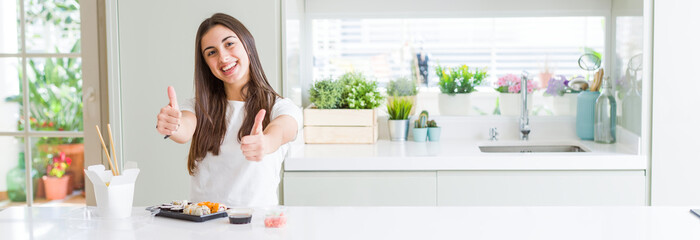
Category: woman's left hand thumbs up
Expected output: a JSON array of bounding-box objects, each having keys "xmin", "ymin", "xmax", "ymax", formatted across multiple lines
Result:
[{"xmin": 241, "ymin": 109, "xmax": 267, "ymax": 162}]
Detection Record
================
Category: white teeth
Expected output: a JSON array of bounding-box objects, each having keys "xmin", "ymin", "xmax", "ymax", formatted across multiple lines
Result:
[{"xmin": 222, "ymin": 62, "xmax": 236, "ymax": 71}]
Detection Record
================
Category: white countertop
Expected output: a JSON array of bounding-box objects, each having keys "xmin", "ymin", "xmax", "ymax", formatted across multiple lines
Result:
[
  {"xmin": 285, "ymin": 139, "xmax": 645, "ymax": 171},
  {"xmin": 2, "ymin": 206, "xmax": 700, "ymax": 240}
]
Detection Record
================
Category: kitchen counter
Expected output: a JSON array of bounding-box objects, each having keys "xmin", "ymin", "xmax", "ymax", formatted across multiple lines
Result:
[
  {"xmin": 285, "ymin": 139, "xmax": 645, "ymax": 171},
  {"xmin": 2, "ymin": 206, "xmax": 699, "ymax": 240}
]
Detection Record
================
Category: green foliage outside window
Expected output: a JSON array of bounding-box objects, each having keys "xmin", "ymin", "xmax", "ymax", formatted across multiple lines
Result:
[{"xmin": 4, "ymin": 0, "xmax": 82, "ymax": 145}]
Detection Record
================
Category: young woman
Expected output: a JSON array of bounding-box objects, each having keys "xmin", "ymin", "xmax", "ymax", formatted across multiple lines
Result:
[{"xmin": 155, "ymin": 13, "xmax": 302, "ymax": 207}]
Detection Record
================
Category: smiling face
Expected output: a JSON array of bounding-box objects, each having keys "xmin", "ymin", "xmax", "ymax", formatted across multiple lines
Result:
[{"xmin": 200, "ymin": 24, "xmax": 250, "ymax": 86}]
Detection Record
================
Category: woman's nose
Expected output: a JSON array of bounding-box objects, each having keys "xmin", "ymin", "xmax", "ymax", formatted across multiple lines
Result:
[{"xmin": 219, "ymin": 51, "xmax": 233, "ymax": 62}]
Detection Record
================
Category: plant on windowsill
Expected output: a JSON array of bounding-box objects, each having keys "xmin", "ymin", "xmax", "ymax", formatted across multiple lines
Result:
[
  {"xmin": 436, "ymin": 64, "xmax": 487, "ymax": 116},
  {"xmin": 386, "ymin": 77, "xmax": 418, "ymax": 115},
  {"xmin": 426, "ymin": 119, "xmax": 441, "ymax": 142},
  {"xmin": 494, "ymin": 73, "xmax": 536, "ymax": 116},
  {"xmin": 42, "ymin": 152, "xmax": 72, "ymax": 200},
  {"xmin": 386, "ymin": 97, "xmax": 413, "ymax": 141},
  {"xmin": 304, "ymin": 72, "xmax": 384, "ymax": 144},
  {"xmin": 412, "ymin": 111, "xmax": 429, "ymax": 142},
  {"xmin": 545, "ymin": 75, "xmax": 579, "ymax": 116}
]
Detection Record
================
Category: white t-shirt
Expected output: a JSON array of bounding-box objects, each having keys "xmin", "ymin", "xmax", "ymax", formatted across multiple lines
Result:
[{"xmin": 180, "ymin": 97, "xmax": 302, "ymax": 207}]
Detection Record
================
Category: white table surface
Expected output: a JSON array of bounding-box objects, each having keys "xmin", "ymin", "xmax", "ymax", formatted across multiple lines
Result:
[
  {"xmin": 2, "ymin": 206, "xmax": 700, "ymax": 240},
  {"xmin": 285, "ymin": 140, "xmax": 645, "ymax": 171}
]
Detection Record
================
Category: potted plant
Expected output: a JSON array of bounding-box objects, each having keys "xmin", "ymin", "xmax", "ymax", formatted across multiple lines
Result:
[
  {"xmin": 437, "ymin": 64, "xmax": 487, "ymax": 116},
  {"xmin": 386, "ymin": 77, "xmax": 418, "ymax": 115},
  {"xmin": 308, "ymin": 78, "xmax": 342, "ymax": 109},
  {"xmin": 304, "ymin": 72, "xmax": 384, "ymax": 144},
  {"xmin": 412, "ymin": 111, "xmax": 429, "ymax": 142},
  {"xmin": 5, "ymin": 41, "xmax": 85, "ymax": 197},
  {"xmin": 427, "ymin": 119, "xmax": 441, "ymax": 142},
  {"xmin": 42, "ymin": 152, "xmax": 72, "ymax": 200},
  {"xmin": 495, "ymin": 73, "xmax": 536, "ymax": 116},
  {"xmin": 545, "ymin": 75, "xmax": 579, "ymax": 116},
  {"xmin": 386, "ymin": 97, "xmax": 413, "ymax": 141}
]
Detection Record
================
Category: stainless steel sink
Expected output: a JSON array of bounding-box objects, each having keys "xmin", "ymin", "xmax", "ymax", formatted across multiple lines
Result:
[{"xmin": 479, "ymin": 145, "xmax": 588, "ymax": 153}]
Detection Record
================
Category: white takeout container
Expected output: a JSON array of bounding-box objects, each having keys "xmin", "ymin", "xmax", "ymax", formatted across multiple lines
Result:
[{"xmin": 84, "ymin": 163, "xmax": 140, "ymax": 219}]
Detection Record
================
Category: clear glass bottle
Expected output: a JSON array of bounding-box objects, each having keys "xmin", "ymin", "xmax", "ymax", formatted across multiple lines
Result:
[
  {"xmin": 621, "ymin": 74, "xmax": 642, "ymax": 136},
  {"xmin": 594, "ymin": 77, "xmax": 617, "ymax": 143}
]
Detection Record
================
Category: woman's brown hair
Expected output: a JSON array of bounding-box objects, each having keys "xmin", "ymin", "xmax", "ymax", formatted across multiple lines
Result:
[{"xmin": 187, "ymin": 13, "xmax": 281, "ymax": 175}]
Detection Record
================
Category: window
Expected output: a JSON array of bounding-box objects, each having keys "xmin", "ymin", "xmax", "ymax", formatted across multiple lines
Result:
[
  {"xmin": 0, "ymin": 0, "xmax": 84, "ymax": 207},
  {"xmin": 311, "ymin": 17, "xmax": 605, "ymax": 116}
]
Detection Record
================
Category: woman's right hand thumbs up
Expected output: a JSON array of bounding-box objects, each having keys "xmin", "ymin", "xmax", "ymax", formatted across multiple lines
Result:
[{"xmin": 157, "ymin": 86, "xmax": 182, "ymax": 136}]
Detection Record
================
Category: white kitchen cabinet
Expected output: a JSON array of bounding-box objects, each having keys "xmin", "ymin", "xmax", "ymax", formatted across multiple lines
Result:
[
  {"xmin": 283, "ymin": 171, "xmax": 437, "ymax": 206},
  {"xmin": 283, "ymin": 170, "xmax": 646, "ymax": 206},
  {"xmin": 437, "ymin": 170, "xmax": 646, "ymax": 206}
]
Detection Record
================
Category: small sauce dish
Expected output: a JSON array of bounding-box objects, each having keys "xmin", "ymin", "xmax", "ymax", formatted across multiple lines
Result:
[{"xmin": 227, "ymin": 208, "xmax": 253, "ymax": 224}]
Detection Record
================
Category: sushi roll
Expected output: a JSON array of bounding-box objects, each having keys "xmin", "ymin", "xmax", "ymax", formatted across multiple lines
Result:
[
  {"xmin": 193, "ymin": 206, "xmax": 203, "ymax": 216},
  {"xmin": 201, "ymin": 206, "xmax": 211, "ymax": 215},
  {"xmin": 217, "ymin": 204, "xmax": 227, "ymax": 213},
  {"xmin": 183, "ymin": 205, "xmax": 195, "ymax": 215},
  {"xmin": 192, "ymin": 205, "xmax": 211, "ymax": 216}
]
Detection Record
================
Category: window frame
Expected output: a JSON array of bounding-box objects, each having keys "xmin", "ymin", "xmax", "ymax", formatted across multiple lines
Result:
[
  {"xmin": 0, "ymin": 0, "xmax": 102, "ymax": 207},
  {"xmin": 297, "ymin": 9, "xmax": 614, "ymax": 108}
]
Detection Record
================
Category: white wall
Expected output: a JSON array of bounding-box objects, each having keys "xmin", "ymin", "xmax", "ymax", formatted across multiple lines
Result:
[
  {"xmin": 651, "ymin": 0, "xmax": 700, "ymax": 205},
  {"xmin": 115, "ymin": 0, "xmax": 280, "ymax": 205}
]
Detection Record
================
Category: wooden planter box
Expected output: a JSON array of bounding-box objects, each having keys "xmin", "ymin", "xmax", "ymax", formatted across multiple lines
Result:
[{"xmin": 303, "ymin": 106, "xmax": 378, "ymax": 144}]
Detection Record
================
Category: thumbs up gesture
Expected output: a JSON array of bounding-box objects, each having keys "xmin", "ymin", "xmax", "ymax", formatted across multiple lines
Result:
[
  {"xmin": 241, "ymin": 109, "xmax": 267, "ymax": 162},
  {"xmin": 156, "ymin": 86, "xmax": 182, "ymax": 136}
]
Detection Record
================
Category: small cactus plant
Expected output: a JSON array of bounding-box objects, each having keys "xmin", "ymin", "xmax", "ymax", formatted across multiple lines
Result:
[
  {"xmin": 427, "ymin": 120, "xmax": 438, "ymax": 128},
  {"xmin": 414, "ymin": 111, "xmax": 429, "ymax": 128}
]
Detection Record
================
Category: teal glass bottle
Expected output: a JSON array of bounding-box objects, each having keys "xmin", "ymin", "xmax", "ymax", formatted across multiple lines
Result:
[
  {"xmin": 6, "ymin": 152, "xmax": 39, "ymax": 202},
  {"xmin": 594, "ymin": 77, "xmax": 617, "ymax": 143},
  {"xmin": 576, "ymin": 90, "xmax": 600, "ymax": 140}
]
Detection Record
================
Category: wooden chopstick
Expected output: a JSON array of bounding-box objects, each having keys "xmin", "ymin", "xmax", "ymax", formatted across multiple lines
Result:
[
  {"xmin": 95, "ymin": 125, "xmax": 117, "ymax": 176},
  {"xmin": 107, "ymin": 124, "xmax": 120, "ymax": 176}
]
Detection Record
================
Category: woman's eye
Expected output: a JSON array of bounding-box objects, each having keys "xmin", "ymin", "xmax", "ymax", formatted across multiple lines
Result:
[
  {"xmin": 207, "ymin": 50, "xmax": 216, "ymax": 56},
  {"xmin": 226, "ymin": 42, "xmax": 234, "ymax": 47}
]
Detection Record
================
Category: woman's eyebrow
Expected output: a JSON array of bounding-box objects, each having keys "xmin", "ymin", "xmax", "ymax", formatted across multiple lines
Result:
[
  {"xmin": 221, "ymin": 35, "xmax": 237, "ymax": 42},
  {"xmin": 202, "ymin": 36, "xmax": 238, "ymax": 53}
]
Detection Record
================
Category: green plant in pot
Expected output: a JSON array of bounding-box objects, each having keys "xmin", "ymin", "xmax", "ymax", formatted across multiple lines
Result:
[
  {"xmin": 427, "ymin": 119, "xmax": 441, "ymax": 142},
  {"xmin": 338, "ymin": 72, "xmax": 384, "ymax": 109},
  {"xmin": 309, "ymin": 78, "xmax": 343, "ymax": 109},
  {"xmin": 304, "ymin": 72, "xmax": 383, "ymax": 144},
  {"xmin": 42, "ymin": 152, "xmax": 72, "ymax": 200},
  {"xmin": 308, "ymin": 72, "xmax": 384, "ymax": 110},
  {"xmin": 387, "ymin": 97, "xmax": 414, "ymax": 141},
  {"xmin": 387, "ymin": 77, "xmax": 418, "ymax": 97},
  {"xmin": 412, "ymin": 111, "xmax": 429, "ymax": 142},
  {"xmin": 436, "ymin": 64, "xmax": 488, "ymax": 116},
  {"xmin": 386, "ymin": 77, "xmax": 418, "ymax": 114}
]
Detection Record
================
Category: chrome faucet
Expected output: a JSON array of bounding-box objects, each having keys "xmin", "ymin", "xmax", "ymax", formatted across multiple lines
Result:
[
  {"xmin": 520, "ymin": 71, "xmax": 530, "ymax": 140},
  {"xmin": 489, "ymin": 127, "xmax": 499, "ymax": 141}
]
